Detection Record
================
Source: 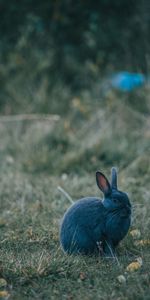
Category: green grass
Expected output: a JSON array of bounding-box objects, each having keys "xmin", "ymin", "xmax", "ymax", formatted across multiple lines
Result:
[{"xmin": 0, "ymin": 95, "xmax": 150, "ymax": 299}]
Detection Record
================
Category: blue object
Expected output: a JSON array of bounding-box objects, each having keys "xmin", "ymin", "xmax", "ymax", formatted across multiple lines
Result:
[
  {"xmin": 60, "ymin": 168, "xmax": 131, "ymax": 256},
  {"xmin": 110, "ymin": 72, "xmax": 146, "ymax": 92}
]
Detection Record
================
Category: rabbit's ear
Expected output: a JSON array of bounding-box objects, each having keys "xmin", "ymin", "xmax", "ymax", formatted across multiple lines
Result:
[
  {"xmin": 96, "ymin": 171, "xmax": 111, "ymax": 196},
  {"xmin": 111, "ymin": 167, "xmax": 118, "ymax": 189}
]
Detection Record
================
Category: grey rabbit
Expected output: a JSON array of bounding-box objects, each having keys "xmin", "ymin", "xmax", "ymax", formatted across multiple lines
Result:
[{"xmin": 60, "ymin": 167, "xmax": 131, "ymax": 256}]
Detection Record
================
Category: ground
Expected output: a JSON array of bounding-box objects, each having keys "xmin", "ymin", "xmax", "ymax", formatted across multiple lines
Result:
[{"xmin": 0, "ymin": 92, "xmax": 150, "ymax": 300}]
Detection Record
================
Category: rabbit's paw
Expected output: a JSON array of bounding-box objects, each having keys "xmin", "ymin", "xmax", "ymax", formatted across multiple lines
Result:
[{"xmin": 96, "ymin": 241, "xmax": 104, "ymax": 256}]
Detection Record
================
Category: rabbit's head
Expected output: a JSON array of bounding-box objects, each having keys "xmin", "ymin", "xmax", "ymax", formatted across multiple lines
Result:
[{"xmin": 96, "ymin": 167, "xmax": 131, "ymax": 217}]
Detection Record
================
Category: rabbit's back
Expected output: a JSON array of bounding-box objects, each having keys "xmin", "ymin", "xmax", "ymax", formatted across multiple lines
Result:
[{"xmin": 60, "ymin": 197, "xmax": 105, "ymax": 254}]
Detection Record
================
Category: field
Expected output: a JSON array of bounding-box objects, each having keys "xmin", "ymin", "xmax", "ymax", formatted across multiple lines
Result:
[{"xmin": 0, "ymin": 92, "xmax": 150, "ymax": 299}]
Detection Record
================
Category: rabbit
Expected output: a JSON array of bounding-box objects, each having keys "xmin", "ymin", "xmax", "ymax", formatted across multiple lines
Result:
[{"xmin": 59, "ymin": 167, "xmax": 131, "ymax": 256}]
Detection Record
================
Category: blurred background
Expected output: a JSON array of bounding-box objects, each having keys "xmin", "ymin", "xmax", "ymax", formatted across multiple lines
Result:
[{"xmin": 0, "ymin": 0, "xmax": 150, "ymax": 176}]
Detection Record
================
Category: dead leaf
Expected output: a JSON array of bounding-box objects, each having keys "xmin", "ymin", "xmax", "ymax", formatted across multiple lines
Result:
[
  {"xmin": 0, "ymin": 219, "xmax": 7, "ymax": 227},
  {"xmin": 0, "ymin": 291, "xmax": 10, "ymax": 298},
  {"xmin": 26, "ymin": 227, "xmax": 33, "ymax": 238},
  {"xmin": 117, "ymin": 275, "xmax": 126, "ymax": 283},
  {"xmin": 135, "ymin": 239, "xmax": 150, "ymax": 246},
  {"xmin": 0, "ymin": 278, "xmax": 7, "ymax": 288},
  {"xmin": 130, "ymin": 229, "xmax": 141, "ymax": 239},
  {"xmin": 126, "ymin": 257, "xmax": 143, "ymax": 272},
  {"xmin": 79, "ymin": 272, "xmax": 86, "ymax": 280}
]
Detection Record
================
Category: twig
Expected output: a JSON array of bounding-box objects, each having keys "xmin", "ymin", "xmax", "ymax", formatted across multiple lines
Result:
[
  {"xmin": 37, "ymin": 250, "xmax": 45, "ymax": 273},
  {"xmin": 0, "ymin": 238, "xmax": 9, "ymax": 244},
  {"xmin": 0, "ymin": 114, "xmax": 60, "ymax": 122},
  {"xmin": 105, "ymin": 240, "xmax": 120, "ymax": 266},
  {"xmin": 57, "ymin": 186, "xmax": 74, "ymax": 204}
]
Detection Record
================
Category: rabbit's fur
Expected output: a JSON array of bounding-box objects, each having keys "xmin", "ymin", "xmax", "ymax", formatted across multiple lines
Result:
[{"xmin": 60, "ymin": 168, "xmax": 131, "ymax": 256}]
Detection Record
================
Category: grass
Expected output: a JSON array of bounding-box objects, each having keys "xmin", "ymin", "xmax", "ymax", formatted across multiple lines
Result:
[{"xmin": 0, "ymin": 93, "xmax": 150, "ymax": 299}]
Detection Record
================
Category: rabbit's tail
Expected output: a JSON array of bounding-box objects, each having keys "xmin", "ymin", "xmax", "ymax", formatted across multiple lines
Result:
[{"xmin": 111, "ymin": 167, "xmax": 118, "ymax": 189}]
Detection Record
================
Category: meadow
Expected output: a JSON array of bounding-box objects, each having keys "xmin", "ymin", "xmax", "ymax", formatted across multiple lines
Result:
[{"xmin": 0, "ymin": 91, "xmax": 150, "ymax": 299}]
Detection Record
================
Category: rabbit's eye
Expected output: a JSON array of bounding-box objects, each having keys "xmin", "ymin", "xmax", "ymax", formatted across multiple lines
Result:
[{"xmin": 113, "ymin": 198, "xmax": 119, "ymax": 203}]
